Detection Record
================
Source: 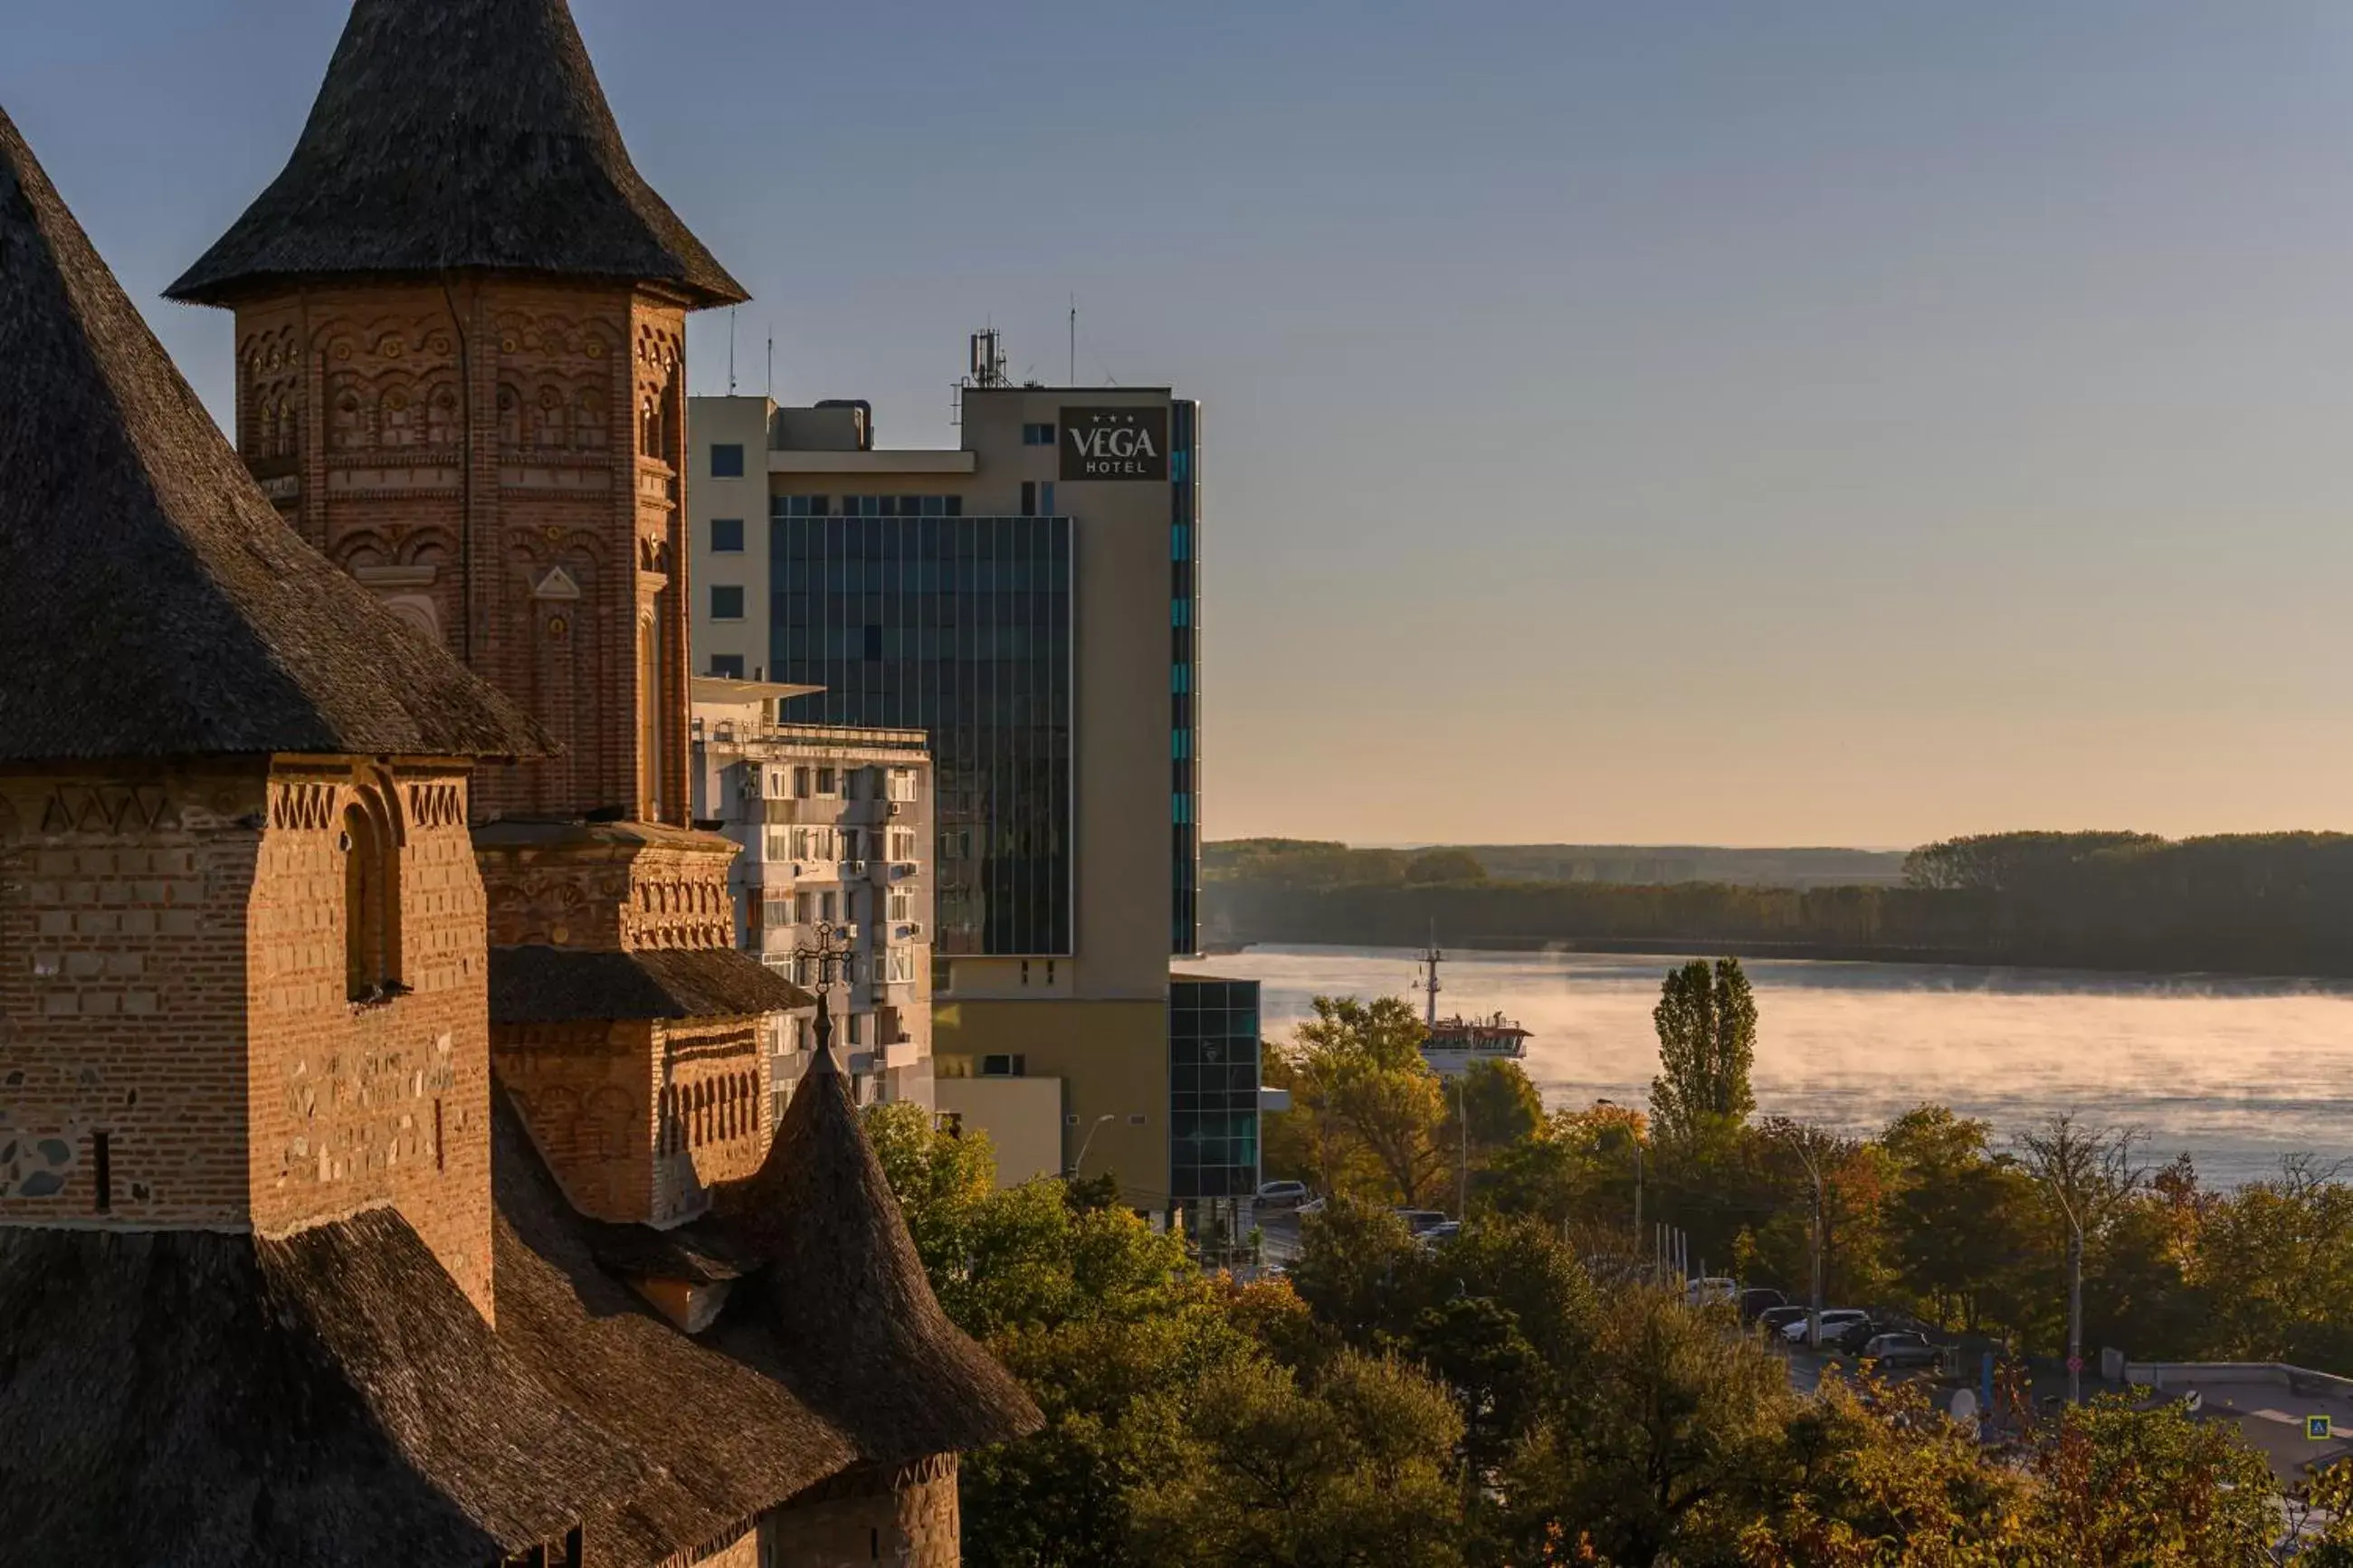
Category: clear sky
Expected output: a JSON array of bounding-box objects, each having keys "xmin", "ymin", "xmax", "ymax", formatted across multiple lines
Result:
[{"xmin": 10, "ymin": 3, "xmax": 2353, "ymax": 849}]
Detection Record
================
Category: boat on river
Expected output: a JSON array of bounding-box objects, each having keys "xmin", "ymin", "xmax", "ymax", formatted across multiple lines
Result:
[{"xmin": 1413, "ymin": 935, "xmax": 1530, "ymax": 1078}]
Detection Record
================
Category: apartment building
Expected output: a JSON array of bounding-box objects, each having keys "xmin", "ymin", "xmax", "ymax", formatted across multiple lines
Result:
[
  {"xmin": 690, "ymin": 678, "xmax": 935, "ymax": 1113},
  {"xmin": 689, "ymin": 366, "xmax": 1213, "ymax": 1217}
]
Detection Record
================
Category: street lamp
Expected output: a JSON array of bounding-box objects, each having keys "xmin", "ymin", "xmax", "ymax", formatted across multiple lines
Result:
[
  {"xmin": 1597, "ymin": 1099, "xmax": 1642, "ymax": 1258},
  {"xmin": 1068, "ymin": 1113, "xmax": 1118, "ymax": 1179}
]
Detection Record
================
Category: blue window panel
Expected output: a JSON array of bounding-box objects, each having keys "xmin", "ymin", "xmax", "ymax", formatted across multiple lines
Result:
[
  {"xmin": 1170, "ymin": 663, "xmax": 1190, "ymax": 695},
  {"xmin": 1171, "ymin": 597, "xmax": 1190, "ymax": 628},
  {"xmin": 710, "ymin": 517, "xmax": 745, "ymax": 553},
  {"xmin": 1173, "ymin": 793, "xmax": 1192, "ymax": 825},
  {"xmin": 1171, "ymin": 524, "xmax": 1191, "ymax": 561},
  {"xmin": 710, "ymin": 443, "xmax": 746, "ymax": 479},
  {"xmin": 1172, "ymin": 728, "xmax": 1191, "ymax": 760},
  {"xmin": 710, "ymin": 584, "xmax": 745, "ymax": 620}
]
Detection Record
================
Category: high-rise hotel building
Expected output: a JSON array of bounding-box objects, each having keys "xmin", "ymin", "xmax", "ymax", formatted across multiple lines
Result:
[{"xmin": 690, "ymin": 379, "xmax": 1234, "ymax": 1219}]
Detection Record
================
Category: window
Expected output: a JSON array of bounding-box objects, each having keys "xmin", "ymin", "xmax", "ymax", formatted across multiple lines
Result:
[
  {"xmin": 890, "ymin": 890, "xmax": 911, "ymax": 921},
  {"xmin": 981, "ymin": 1054, "xmax": 1026, "ymax": 1078},
  {"xmin": 1022, "ymin": 422, "xmax": 1056, "ymax": 445},
  {"xmin": 1020, "ymin": 480, "xmax": 1037, "ymax": 517},
  {"xmin": 820, "ymin": 891, "xmax": 837, "ymax": 922},
  {"xmin": 710, "ymin": 584, "xmax": 745, "ymax": 620},
  {"xmin": 848, "ymin": 1012, "xmax": 864, "ymax": 1046},
  {"xmin": 91, "ymin": 1130, "xmax": 111, "ymax": 1212},
  {"xmin": 710, "ymin": 517, "xmax": 745, "ymax": 552},
  {"xmin": 793, "ymin": 765, "xmax": 812, "ymax": 798},
  {"xmin": 1040, "ymin": 481, "xmax": 1056, "ymax": 516},
  {"xmin": 816, "ymin": 767, "xmax": 838, "ymax": 795},
  {"xmin": 710, "ymin": 442, "xmax": 745, "ymax": 478},
  {"xmin": 708, "ymin": 654, "xmax": 745, "ymax": 679},
  {"xmin": 795, "ymin": 891, "xmax": 814, "ymax": 923},
  {"xmin": 342, "ymin": 787, "xmax": 401, "ymax": 1003}
]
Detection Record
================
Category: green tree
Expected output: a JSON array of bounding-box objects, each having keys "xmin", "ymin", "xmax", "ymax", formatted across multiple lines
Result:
[
  {"xmin": 1648, "ymin": 958, "xmax": 1758, "ymax": 1145},
  {"xmin": 1503, "ymin": 1285, "xmax": 1796, "ymax": 1565},
  {"xmin": 1457, "ymin": 1059, "xmax": 1543, "ymax": 1164},
  {"xmin": 1405, "ymin": 848, "xmax": 1486, "ymax": 884},
  {"xmin": 1131, "ymin": 1352, "xmax": 1467, "ymax": 1568},
  {"xmin": 1287, "ymin": 995, "xmax": 1453, "ymax": 1207}
]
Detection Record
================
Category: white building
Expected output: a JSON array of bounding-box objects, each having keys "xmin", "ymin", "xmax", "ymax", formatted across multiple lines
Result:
[{"xmin": 690, "ymin": 678, "xmax": 934, "ymax": 1114}]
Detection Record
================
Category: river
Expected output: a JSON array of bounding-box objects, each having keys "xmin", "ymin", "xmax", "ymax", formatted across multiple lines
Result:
[{"xmin": 1175, "ymin": 944, "xmax": 2353, "ymax": 1189}]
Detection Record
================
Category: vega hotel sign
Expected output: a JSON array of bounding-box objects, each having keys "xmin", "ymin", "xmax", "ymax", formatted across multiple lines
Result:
[{"xmin": 1060, "ymin": 406, "xmax": 1169, "ymax": 482}]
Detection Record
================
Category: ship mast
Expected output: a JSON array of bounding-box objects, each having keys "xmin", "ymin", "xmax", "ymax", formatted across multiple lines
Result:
[{"xmin": 1414, "ymin": 922, "xmax": 1443, "ymax": 1030}]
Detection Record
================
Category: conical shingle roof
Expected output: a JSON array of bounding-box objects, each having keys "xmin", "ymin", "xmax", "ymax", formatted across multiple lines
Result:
[
  {"xmin": 715, "ymin": 1016, "xmax": 1043, "ymax": 1463},
  {"xmin": 0, "ymin": 107, "xmax": 550, "ymax": 762},
  {"xmin": 166, "ymin": 0, "xmax": 746, "ymax": 308}
]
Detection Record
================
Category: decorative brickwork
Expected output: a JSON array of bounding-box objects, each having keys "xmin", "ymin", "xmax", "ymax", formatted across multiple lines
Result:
[
  {"xmin": 761, "ymin": 1457, "xmax": 961, "ymax": 1568},
  {"xmin": 229, "ymin": 280, "xmax": 691, "ymax": 826},
  {"xmin": 0, "ymin": 758, "xmax": 498, "ymax": 1317}
]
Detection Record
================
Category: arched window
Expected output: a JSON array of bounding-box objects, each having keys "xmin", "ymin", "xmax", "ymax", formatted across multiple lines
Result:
[
  {"xmin": 341, "ymin": 786, "xmax": 402, "ymax": 1002},
  {"xmin": 533, "ymin": 385, "xmax": 569, "ymax": 448},
  {"xmin": 576, "ymin": 389, "xmax": 608, "ymax": 450},
  {"xmin": 498, "ymin": 384, "xmax": 524, "ymax": 448}
]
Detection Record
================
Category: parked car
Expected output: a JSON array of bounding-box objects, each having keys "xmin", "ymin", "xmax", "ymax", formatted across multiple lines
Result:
[
  {"xmin": 1254, "ymin": 1180, "xmax": 1311, "ymax": 1209},
  {"xmin": 1739, "ymin": 1287, "xmax": 1788, "ymax": 1321},
  {"xmin": 1684, "ymin": 1276, "xmax": 1739, "ymax": 1307},
  {"xmin": 1781, "ymin": 1308, "xmax": 1869, "ymax": 1345},
  {"xmin": 1859, "ymin": 1331, "xmax": 1939, "ymax": 1369},
  {"xmin": 1393, "ymin": 1208, "xmax": 1451, "ymax": 1235},
  {"xmin": 1758, "ymin": 1305, "xmax": 1812, "ymax": 1337},
  {"xmin": 1417, "ymin": 1221, "xmax": 1463, "ymax": 1248},
  {"xmin": 1827, "ymin": 1317, "xmax": 1885, "ymax": 1355}
]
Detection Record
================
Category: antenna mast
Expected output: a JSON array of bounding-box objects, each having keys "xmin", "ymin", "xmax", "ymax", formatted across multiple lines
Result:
[
  {"xmin": 1415, "ymin": 923, "xmax": 1443, "ymax": 1031},
  {"xmin": 1069, "ymin": 295, "xmax": 1077, "ymax": 385},
  {"xmin": 729, "ymin": 306, "xmax": 738, "ymax": 394}
]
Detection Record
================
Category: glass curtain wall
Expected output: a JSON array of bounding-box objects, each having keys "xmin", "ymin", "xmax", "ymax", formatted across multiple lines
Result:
[
  {"xmin": 1169, "ymin": 977, "xmax": 1262, "ymax": 1204},
  {"xmin": 770, "ymin": 507, "xmax": 1073, "ymax": 955}
]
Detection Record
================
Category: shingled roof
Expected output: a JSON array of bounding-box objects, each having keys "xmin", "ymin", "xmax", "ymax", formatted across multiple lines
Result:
[
  {"xmin": 0, "ymin": 1212, "xmax": 644, "ymax": 1566},
  {"xmin": 0, "ymin": 108, "xmax": 549, "ymax": 764},
  {"xmin": 489, "ymin": 946, "xmax": 815, "ymax": 1026},
  {"xmin": 715, "ymin": 1021, "xmax": 1043, "ymax": 1465},
  {"xmin": 167, "ymin": 0, "xmax": 745, "ymax": 309}
]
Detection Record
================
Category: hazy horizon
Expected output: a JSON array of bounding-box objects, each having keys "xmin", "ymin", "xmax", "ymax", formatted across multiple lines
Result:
[{"xmin": 11, "ymin": 3, "xmax": 2353, "ymax": 846}]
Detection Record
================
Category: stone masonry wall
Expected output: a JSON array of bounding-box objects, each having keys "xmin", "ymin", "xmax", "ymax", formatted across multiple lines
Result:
[
  {"xmin": 233, "ymin": 279, "xmax": 692, "ymax": 827},
  {"xmin": 0, "ymin": 762, "xmax": 264, "ymax": 1225},
  {"xmin": 244, "ymin": 759, "xmax": 496, "ymax": 1316}
]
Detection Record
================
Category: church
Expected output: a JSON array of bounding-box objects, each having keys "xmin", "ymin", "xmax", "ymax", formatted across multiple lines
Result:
[{"xmin": 0, "ymin": 2, "xmax": 1038, "ymax": 1563}]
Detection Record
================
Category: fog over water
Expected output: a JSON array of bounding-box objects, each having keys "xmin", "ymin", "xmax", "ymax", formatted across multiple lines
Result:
[{"xmin": 1176, "ymin": 945, "xmax": 2353, "ymax": 1190}]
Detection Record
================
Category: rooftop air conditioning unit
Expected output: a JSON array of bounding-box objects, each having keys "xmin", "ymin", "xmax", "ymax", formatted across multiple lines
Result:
[{"xmin": 843, "ymin": 860, "xmax": 868, "ymax": 876}]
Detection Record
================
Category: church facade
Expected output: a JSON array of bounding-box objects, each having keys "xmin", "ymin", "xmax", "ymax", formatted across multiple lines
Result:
[{"xmin": 0, "ymin": 3, "xmax": 1039, "ymax": 1563}]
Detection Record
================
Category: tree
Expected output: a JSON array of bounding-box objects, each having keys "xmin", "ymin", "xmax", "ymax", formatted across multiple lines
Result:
[
  {"xmin": 1647, "ymin": 958, "xmax": 1758, "ymax": 1145},
  {"xmin": 2016, "ymin": 1116, "xmax": 2145, "ymax": 1402},
  {"xmin": 1457, "ymin": 1059, "xmax": 1543, "ymax": 1164},
  {"xmin": 2025, "ymin": 1398, "xmax": 2279, "ymax": 1565},
  {"xmin": 1503, "ymin": 1285, "xmax": 1796, "ymax": 1566},
  {"xmin": 1288, "ymin": 995, "xmax": 1453, "ymax": 1207},
  {"xmin": 1405, "ymin": 848, "xmax": 1485, "ymax": 884},
  {"xmin": 1131, "ymin": 1352, "xmax": 1467, "ymax": 1568}
]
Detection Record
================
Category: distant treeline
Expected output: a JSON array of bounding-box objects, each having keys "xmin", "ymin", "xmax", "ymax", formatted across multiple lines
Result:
[{"xmin": 1203, "ymin": 832, "xmax": 2353, "ymax": 976}]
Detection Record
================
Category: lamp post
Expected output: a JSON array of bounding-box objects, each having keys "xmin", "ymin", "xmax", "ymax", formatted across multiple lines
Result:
[
  {"xmin": 1069, "ymin": 1113, "xmax": 1117, "ymax": 1180},
  {"xmin": 1453, "ymin": 1072, "xmax": 1469, "ymax": 1220},
  {"xmin": 1597, "ymin": 1098, "xmax": 1642, "ymax": 1257}
]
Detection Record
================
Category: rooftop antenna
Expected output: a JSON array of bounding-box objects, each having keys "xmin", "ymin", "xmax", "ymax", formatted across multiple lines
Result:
[
  {"xmin": 1069, "ymin": 295, "xmax": 1077, "ymax": 385},
  {"xmin": 766, "ymin": 328, "xmax": 775, "ymax": 400},
  {"xmin": 967, "ymin": 327, "xmax": 1008, "ymax": 389},
  {"xmin": 728, "ymin": 306, "xmax": 738, "ymax": 394}
]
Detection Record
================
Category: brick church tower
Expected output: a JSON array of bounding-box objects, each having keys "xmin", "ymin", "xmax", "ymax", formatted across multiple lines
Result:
[{"xmin": 171, "ymin": 0, "xmax": 805, "ymax": 1223}]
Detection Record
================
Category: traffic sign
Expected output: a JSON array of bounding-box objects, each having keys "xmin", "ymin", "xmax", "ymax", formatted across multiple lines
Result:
[{"xmin": 2310, "ymin": 1415, "xmax": 2333, "ymax": 1441}]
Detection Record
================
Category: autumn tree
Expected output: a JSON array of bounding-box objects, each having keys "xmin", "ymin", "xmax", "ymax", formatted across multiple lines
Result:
[{"xmin": 1648, "ymin": 958, "xmax": 1758, "ymax": 1145}]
